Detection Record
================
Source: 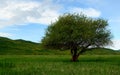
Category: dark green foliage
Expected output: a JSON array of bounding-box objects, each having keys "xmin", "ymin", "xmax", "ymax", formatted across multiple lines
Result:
[
  {"xmin": 42, "ymin": 13, "xmax": 112, "ymax": 49},
  {"xmin": 41, "ymin": 13, "xmax": 112, "ymax": 61}
]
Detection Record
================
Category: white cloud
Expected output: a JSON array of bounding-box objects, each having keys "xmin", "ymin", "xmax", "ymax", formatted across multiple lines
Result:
[
  {"xmin": 0, "ymin": 32, "xmax": 12, "ymax": 37},
  {"xmin": 106, "ymin": 39, "xmax": 120, "ymax": 50},
  {"xmin": 0, "ymin": 0, "xmax": 102, "ymax": 29},
  {"xmin": 109, "ymin": 19, "xmax": 120, "ymax": 23},
  {"xmin": 27, "ymin": 9, "xmax": 59, "ymax": 24},
  {"xmin": 70, "ymin": 8, "xmax": 101, "ymax": 17},
  {"xmin": 0, "ymin": 0, "xmax": 60, "ymax": 28}
]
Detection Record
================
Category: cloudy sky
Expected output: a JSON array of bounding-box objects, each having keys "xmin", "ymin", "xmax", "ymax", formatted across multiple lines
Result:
[{"xmin": 0, "ymin": 0, "xmax": 120, "ymax": 50}]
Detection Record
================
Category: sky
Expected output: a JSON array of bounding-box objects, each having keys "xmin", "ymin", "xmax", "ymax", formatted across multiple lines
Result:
[{"xmin": 0, "ymin": 0, "xmax": 120, "ymax": 50}]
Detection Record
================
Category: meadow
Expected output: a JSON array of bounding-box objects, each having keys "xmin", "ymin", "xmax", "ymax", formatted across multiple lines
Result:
[{"xmin": 0, "ymin": 55, "xmax": 120, "ymax": 75}]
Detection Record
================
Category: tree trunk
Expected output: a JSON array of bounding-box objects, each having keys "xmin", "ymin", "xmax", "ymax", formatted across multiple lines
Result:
[
  {"xmin": 71, "ymin": 48, "xmax": 79, "ymax": 62},
  {"xmin": 71, "ymin": 48, "xmax": 87, "ymax": 62},
  {"xmin": 72, "ymin": 54, "xmax": 79, "ymax": 62}
]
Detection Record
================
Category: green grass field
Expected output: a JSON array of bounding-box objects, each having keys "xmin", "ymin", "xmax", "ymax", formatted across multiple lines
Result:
[{"xmin": 0, "ymin": 55, "xmax": 120, "ymax": 75}]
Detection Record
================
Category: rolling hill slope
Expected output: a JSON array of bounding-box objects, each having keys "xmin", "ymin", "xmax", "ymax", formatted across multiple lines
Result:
[
  {"xmin": 83, "ymin": 48, "xmax": 120, "ymax": 55},
  {"xmin": 0, "ymin": 37, "xmax": 41, "ymax": 55},
  {"xmin": 0, "ymin": 37, "xmax": 120, "ymax": 55}
]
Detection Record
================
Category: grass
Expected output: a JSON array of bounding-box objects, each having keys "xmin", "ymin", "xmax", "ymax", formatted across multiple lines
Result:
[{"xmin": 0, "ymin": 55, "xmax": 120, "ymax": 75}]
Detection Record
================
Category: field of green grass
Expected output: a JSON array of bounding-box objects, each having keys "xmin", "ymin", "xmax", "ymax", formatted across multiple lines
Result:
[{"xmin": 0, "ymin": 55, "xmax": 120, "ymax": 75}]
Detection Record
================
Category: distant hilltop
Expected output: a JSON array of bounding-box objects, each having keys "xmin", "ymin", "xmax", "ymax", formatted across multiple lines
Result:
[{"xmin": 0, "ymin": 37, "xmax": 120, "ymax": 55}]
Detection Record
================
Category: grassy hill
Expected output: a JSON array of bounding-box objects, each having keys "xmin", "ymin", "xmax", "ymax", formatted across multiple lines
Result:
[
  {"xmin": 0, "ymin": 37, "xmax": 41, "ymax": 55},
  {"xmin": 0, "ymin": 37, "xmax": 120, "ymax": 55},
  {"xmin": 83, "ymin": 48, "xmax": 120, "ymax": 55}
]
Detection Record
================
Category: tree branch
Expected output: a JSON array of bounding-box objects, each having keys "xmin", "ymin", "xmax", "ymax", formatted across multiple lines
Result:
[{"xmin": 77, "ymin": 44, "xmax": 91, "ymax": 56}]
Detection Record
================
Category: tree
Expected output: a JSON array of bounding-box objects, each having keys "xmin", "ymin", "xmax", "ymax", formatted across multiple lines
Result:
[{"xmin": 41, "ymin": 13, "xmax": 112, "ymax": 62}]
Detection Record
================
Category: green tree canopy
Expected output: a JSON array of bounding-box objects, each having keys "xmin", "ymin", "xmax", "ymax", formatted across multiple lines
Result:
[{"xmin": 41, "ymin": 13, "xmax": 112, "ymax": 61}]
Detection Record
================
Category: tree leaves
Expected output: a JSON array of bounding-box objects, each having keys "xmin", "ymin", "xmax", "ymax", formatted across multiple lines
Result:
[{"xmin": 41, "ymin": 13, "xmax": 112, "ymax": 50}]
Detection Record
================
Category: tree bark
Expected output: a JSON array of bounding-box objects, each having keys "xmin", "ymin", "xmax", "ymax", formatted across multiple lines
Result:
[
  {"xmin": 71, "ymin": 47, "xmax": 79, "ymax": 62},
  {"xmin": 71, "ymin": 44, "xmax": 91, "ymax": 62},
  {"xmin": 72, "ymin": 54, "xmax": 79, "ymax": 62},
  {"xmin": 71, "ymin": 48, "xmax": 86, "ymax": 62}
]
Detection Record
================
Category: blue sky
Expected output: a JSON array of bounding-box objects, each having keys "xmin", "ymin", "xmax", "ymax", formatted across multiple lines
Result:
[{"xmin": 0, "ymin": 0, "xmax": 120, "ymax": 50}]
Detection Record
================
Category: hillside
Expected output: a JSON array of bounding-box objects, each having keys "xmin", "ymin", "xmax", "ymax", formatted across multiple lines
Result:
[
  {"xmin": 0, "ymin": 37, "xmax": 41, "ymax": 55},
  {"xmin": 0, "ymin": 37, "xmax": 120, "ymax": 55},
  {"xmin": 83, "ymin": 48, "xmax": 120, "ymax": 55}
]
